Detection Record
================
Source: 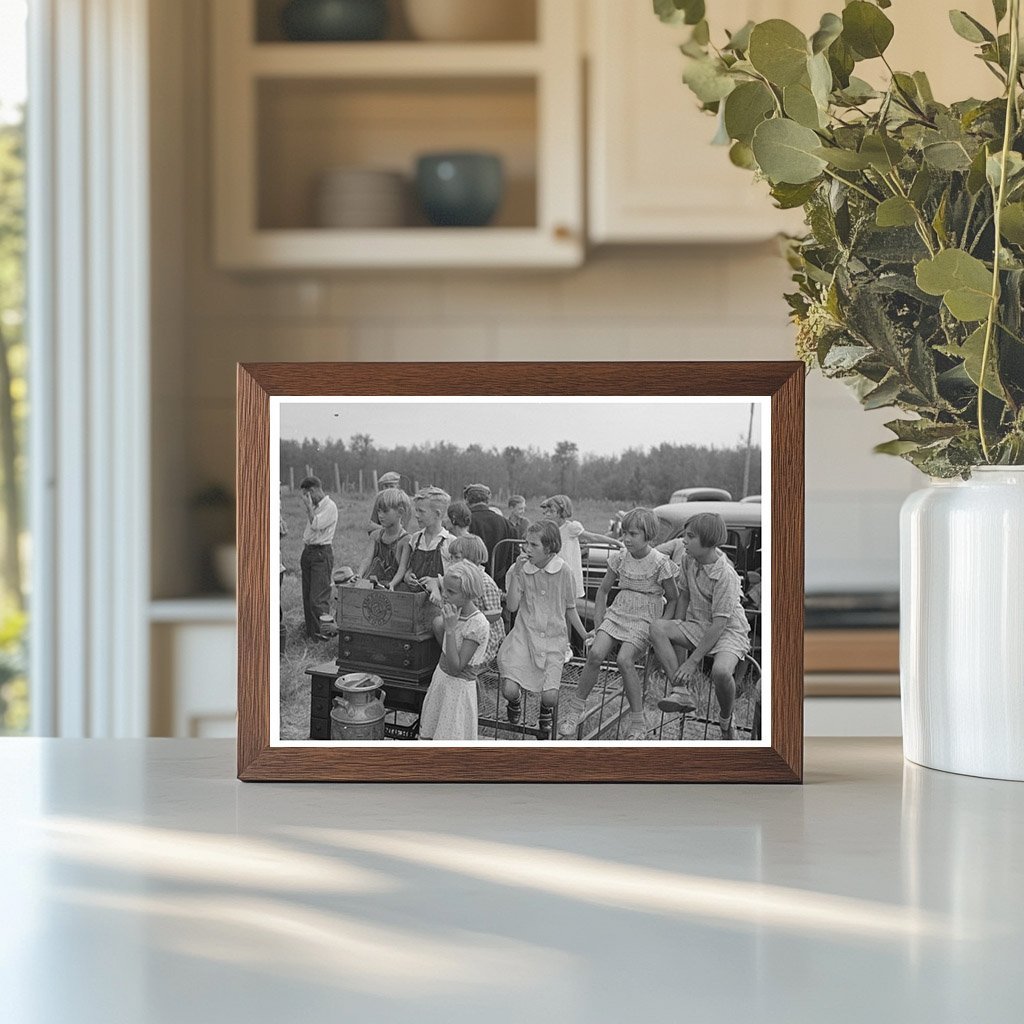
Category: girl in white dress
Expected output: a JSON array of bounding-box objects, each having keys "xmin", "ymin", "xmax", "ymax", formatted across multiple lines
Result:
[{"xmin": 419, "ymin": 561, "xmax": 490, "ymax": 741}]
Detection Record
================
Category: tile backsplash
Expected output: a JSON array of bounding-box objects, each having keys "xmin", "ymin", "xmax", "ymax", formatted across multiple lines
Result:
[{"xmin": 179, "ymin": 246, "xmax": 917, "ymax": 594}]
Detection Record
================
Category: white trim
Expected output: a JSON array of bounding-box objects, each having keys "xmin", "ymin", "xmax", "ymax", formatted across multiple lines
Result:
[{"xmin": 27, "ymin": 0, "xmax": 150, "ymax": 737}]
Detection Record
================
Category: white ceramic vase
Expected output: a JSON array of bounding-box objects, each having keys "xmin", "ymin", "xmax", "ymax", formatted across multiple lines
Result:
[{"xmin": 900, "ymin": 467, "xmax": 1024, "ymax": 781}]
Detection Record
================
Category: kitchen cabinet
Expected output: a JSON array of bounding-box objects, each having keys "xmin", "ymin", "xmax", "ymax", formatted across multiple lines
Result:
[
  {"xmin": 211, "ymin": 0, "xmax": 583, "ymax": 269},
  {"xmin": 587, "ymin": 0, "xmax": 998, "ymax": 244},
  {"xmin": 588, "ymin": 0, "xmax": 810, "ymax": 243}
]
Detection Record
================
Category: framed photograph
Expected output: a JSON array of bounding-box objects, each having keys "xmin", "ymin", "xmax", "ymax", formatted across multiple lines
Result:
[{"xmin": 237, "ymin": 362, "xmax": 803, "ymax": 782}]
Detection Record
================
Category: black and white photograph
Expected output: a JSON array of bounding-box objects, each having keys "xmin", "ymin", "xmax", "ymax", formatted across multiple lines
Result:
[{"xmin": 271, "ymin": 396, "xmax": 770, "ymax": 745}]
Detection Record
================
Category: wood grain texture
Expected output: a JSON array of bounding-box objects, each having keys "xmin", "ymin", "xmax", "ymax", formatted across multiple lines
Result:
[
  {"xmin": 805, "ymin": 629, "xmax": 899, "ymax": 674},
  {"xmin": 237, "ymin": 361, "xmax": 805, "ymax": 783}
]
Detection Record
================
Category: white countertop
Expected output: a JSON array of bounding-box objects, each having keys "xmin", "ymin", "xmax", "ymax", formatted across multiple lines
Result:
[{"xmin": 1, "ymin": 738, "xmax": 1020, "ymax": 1023}]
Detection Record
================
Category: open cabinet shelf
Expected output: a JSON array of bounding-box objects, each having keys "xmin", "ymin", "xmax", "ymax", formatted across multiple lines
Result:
[{"xmin": 212, "ymin": 0, "xmax": 583, "ymax": 269}]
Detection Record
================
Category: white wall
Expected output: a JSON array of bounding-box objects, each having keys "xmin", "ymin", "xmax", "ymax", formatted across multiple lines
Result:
[{"xmin": 152, "ymin": 0, "xmax": 921, "ymax": 600}]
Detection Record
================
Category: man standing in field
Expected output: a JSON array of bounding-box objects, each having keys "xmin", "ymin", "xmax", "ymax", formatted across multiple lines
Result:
[
  {"xmin": 465, "ymin": 483, "xmax": 516, "ymax": 582},
  {"xmin": 299, "ymin": 476, "xmax": 339, "ymax": 640}
]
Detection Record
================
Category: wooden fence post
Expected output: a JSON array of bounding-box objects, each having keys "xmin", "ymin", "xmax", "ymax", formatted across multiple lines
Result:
[
  {"xmin": 289, "ymin": 467, "xmax": 294, "ymax": 492},
  {"xmin": 333, "ymin": 462, "xmax": 341, "ymax": 494}
]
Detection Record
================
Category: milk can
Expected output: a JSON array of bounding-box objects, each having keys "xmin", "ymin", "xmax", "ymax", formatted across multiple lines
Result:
[{"xmin": 331, "ymin": 673, "xmax": 387, "ymax": 740}]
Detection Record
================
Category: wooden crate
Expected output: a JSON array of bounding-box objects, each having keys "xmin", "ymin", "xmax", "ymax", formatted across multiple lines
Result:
[
  {"xmin": 337, "ymin": 585, "xmax": 437, "ymax": 640},
  {"xmin": 338, "ymin": 630, "xmax": 441, "ymax": 682}
]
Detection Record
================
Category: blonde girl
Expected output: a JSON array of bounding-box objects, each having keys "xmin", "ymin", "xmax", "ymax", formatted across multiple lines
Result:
[
  {"xmin": 448, "ymin": 534, "xmax": 505, "ymax": 664},
  {"xmin": 419, "ymin": 561, "xmax": 490, "ymax": 741},
  {"xmin": 497, "ymin": 521, "xmax": 590, "ymax": 740},
  {"xmin": 540, "ymin": 494, "xmax": 621, "ymax": 599},
  {"xmin": 650, "ymin": 512, "xmax": 751, "ymax": 740},
  {"xmin": 558, "ymin": 508, "xmax": 677, "ymax": 740}
]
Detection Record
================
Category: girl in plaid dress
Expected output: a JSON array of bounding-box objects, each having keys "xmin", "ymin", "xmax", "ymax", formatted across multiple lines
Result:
[
  {"xmin": 650, "ymin": 512, "xmax": 751, "ymax": 740},
  {"xmin": 447, "ymin": 534, "xmax": 505, "ymax": 664},
  {"xmin": 557, "ymin": 508, "xmax": 677, "ymax": 741}
]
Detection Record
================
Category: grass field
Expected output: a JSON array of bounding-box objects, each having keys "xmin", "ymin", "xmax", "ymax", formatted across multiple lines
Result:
[{"xmin": 278, "ymin": 492, "xmax": 622, "ymax": 739}]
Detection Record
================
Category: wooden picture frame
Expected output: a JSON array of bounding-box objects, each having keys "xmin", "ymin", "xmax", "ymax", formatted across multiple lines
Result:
[{"xmin": 238, "ymin": 362, "xmax": 804, "ymax": 782}]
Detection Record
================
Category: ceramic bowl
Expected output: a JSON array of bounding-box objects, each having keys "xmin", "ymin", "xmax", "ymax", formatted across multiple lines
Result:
[
  {"xmin": 414, "ymin": 152, "xmax": 504, "ymax": 227},
  {"xmin": 281, "ymin": 0, "xmax": 388, "ymax": 42}
]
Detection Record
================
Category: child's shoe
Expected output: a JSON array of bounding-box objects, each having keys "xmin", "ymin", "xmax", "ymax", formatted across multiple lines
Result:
[
  {"xmin": 505, "ymin": 696, "xmax": 522, "ymax": 724},
  {"xmin": 538, "ymin": 706, "xmax": 553, "ymax": 740},
  {"xmin": 557, "ymin": 695, "xmax": 585, "ymax": 738},
  {"xmin": 658, "ymin": 686, "xmax": 697, "ymax": 714},
  {"xmin": 626, "ymin": 714, "xmax": 647, "ymax": 741},
  {"xmin": 719, "ymin": 715, "xmax": 736, "ymax": 740}
]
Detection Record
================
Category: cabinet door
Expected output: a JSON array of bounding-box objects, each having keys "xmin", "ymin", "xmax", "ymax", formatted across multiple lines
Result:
[
  {"xmin": 588, "ymin": 0, "xmax": 809, "ymax": 242},
  {"xmin": 588, "ymin": 0, "xmax": 1000, "ymax": 244}
]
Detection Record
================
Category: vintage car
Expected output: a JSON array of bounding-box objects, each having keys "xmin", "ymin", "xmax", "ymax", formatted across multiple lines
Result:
[
  {"xmin": 581, "ymin": 499, "xmax": 762, "ymax": 636},
  {"xmin": 668, "ymin": 486, "xmax": 733, "ymax": 504},
  {"xmin": 609, "ymin": 486, "xmax": 737, "ymax": 535}
]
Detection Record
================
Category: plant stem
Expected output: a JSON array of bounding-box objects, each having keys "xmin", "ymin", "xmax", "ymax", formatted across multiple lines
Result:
[
  {"xmin": 884, "ymin": 171, "xmax": 938, "ymax": 255},
  {"xmin": 978, "ymin": 0, "xmax": 1020, "ymax": 462},
  {"xmin": 822, "ymin": 167, "xmax": 880, "ymax": 205}
]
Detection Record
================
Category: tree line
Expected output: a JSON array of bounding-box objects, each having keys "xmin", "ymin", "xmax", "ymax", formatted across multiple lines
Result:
[{"xmin": 280, "ymin": 435, "xmax": 761, "ymax": 506}]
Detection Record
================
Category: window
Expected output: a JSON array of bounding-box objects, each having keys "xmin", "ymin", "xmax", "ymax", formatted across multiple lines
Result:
[{"xmin": 0, "ymin": 0, "xmax": 27, "ymax": 734}]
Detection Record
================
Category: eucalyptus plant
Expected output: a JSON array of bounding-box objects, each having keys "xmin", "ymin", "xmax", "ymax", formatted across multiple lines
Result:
[{"xmin": 657, "ymin": 0, "xmax": 1024, "ymax": 476}]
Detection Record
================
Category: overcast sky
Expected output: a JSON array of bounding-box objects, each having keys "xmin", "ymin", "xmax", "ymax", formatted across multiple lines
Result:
[{"xmin": 278, "ymin": 398, "xmax": 763, "ymax": 457}]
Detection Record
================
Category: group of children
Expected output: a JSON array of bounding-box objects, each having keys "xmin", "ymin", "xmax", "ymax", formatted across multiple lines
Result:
[{"xmin": 353, "ymin": 486, "xmax": 753, "ymax": 742}]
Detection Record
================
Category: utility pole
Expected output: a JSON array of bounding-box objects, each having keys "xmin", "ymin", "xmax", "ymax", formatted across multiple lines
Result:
[{"xmin": 741, "ymin": 402, "xmax": 755, "ymax": 499}]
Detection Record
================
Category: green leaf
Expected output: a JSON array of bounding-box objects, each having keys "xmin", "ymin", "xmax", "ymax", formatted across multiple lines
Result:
[
  {"xmin": 986, "ymin": 150, "xmax": 1024, "ymax": 191},
  {"xmin": 751, "ymin": 118, "xmax": 828, "ymax": 184},
  {"xmin": 912, "ymin": 71, "xmax": 935, "ymax": 104},
  {"xmin": 860, "ymin": 133, "xmax": 904, "ymax": 173},
  {"xmin": 908, "ymin": 165, "xmax": 933, "ymax": 205},
  {"xmin": 807, "ymin": 51, "xmax": 833, "ymax": 110},
  {"xmin": 842, "ymin": 1, "xmax": 895, "ymax": 59},
  {"xmin": 784, "ymin": 80, "xmax": 824, "ymax": 129},
  {"xmin": 922, "ymin": 140, "xmax": 973, "ymax": 171},
  {"xmin": 993, "ymin": 0, "xmax": 1008, "ymax": 24},
  {"xmin": 884, "ymin": 418, "xmax": 963, "ymax": 443},
  {"xmin": 915, "ymin": 249, "xmax": 994, "ymax": 322},
  {"xmin": 810, "ymin": 13, "xmax": 843, "ymax": 54},
  {"xmin": 770, "ymin": 180, "xmax": 820, "ymax": 209},
  {"xmin": 723, "ymin": 20, "xmax": 755, "ymax": 53},
  {"xmin": 862, "ymin": 374, "xmax": 903, "ymax": 409},
  {"xmin": 876, "ymin": 197, "xmax": 918, "ymax": 228},
  {"xmin": 682, "ymin": 57, "xmax": 736, "ymax": 104},
  {"xmin": 967, "ymin": 144, "xmax": 991, "ymax": 194},
  {"xmin": 939, "ymin": 325, "xmax": 1006, "ymax": 398},
  {"xmin": 827, "ymin": 35, "xmax": 855, "ymax": 89},
  {"xmin": 874, "ymin": 439, "xmax": 921, "ymax": 455},
  {"xmin": 723, "ymin": 81, "xmax": 776, "ymax": 144},
  {"xmin": 748, "ymin": 20, "xmax": 809, "ymax": 87},
  {"xmin": 837, "ymin": 76, "xmax": 879, "ymax": 104},
  {"xmin": 932, "ymin": 190, "xmax": 950, "ymax": 247},
  {"xmin": 691, "ymin": 19, "xmax": 710, "ymax": 46},
  {"xmin": 813, "ymin": 146, "xmax": 872, "ymax": 170},
  {"xmin": 1000, "ymin": 203, "xmax": 1024, "ymax": 245},
  {"xmin": 729, "ymin": 140, "xmax": 757, "ymax": 169},
  {"xmin": 653, "ymin": 0, "xmax": 705, "ymax": 26},
  {"xmin": 948, "ymin": 10, "xmax": 994, "ymax": 44}
]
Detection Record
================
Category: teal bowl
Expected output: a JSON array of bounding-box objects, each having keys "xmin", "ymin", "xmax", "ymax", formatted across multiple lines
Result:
[
  {"xmin": 281, "ymin": 0, "xmax": 388, "ymax": 42},
  {"xmin": 415, "ymin": 153, "xmax": 505, "ymax": 228}
]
